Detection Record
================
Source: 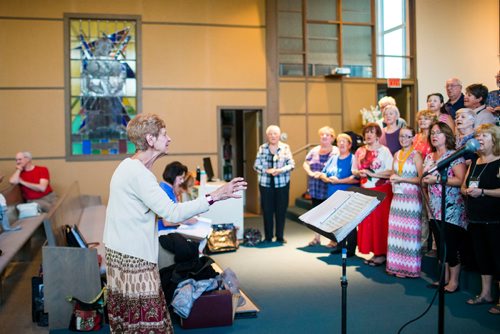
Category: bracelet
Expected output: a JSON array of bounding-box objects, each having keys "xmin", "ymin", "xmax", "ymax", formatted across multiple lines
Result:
[
  {"xmin": 436, "ymin": 174, "xmax": 441, "ymax": 183},
  {"xmin": 481, "ymin": 188, "xmax": 485, "ymax": 197},
  {"xmin": 205, "ymin": 194, "xmax": 215, "ymax": 205}
]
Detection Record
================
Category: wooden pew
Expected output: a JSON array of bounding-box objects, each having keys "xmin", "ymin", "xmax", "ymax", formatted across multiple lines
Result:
[
  {"xmin": 0, "ymin": 184, "xmax": 47, "ymax": 303},
  {"xmin": 42, "ymin": 181, "xmax": 107, "ymax": 330}
]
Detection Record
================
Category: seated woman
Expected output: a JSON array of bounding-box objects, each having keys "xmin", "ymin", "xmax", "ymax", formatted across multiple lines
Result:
[
  {"xmin": 159, "ymin": 161, "xmax": 210, "ymax": 253},
  {"xmin": 158, "ymin": 161, "xmax": 197, "ymax": 234}
]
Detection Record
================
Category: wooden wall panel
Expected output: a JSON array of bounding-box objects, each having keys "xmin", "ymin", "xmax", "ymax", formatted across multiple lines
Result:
[
  {"xmin": 143, "ymin": 25, "xmax": 266, "ymax": 88},
  {"xmin": 0, "ymin": 21, "xmax": 63, "ymax": 87},
  {"xmin": 0, "ymin": 0, "xmax": 265, "ymax": 24},
  {"xmin": 307, "ymin": 115, "xmax": 343, "ymax": 144},
  {"xmin": 279, "ymin": 115, "xmax": 307, "ymax": 206},
  {"xmin": 0, "ymin": 90, "xmax": 65, "ymax": 157},
  {"xmin": 307, "ymin": 82, "xmax": 342, "ymax": 114},
  {"xmin": 143, "ymin": 90, "xmax": 266, "ymax": 154},
  {"xmin": 279, "ymin": 82, "xmax": 306, "ymax": 114},
  {"xmin": 343, "ymin": 81, "xmax": 376, "ymax": 134},
  {"xmin": 143, "ymin": 0, "xmax": 265, "ymax": 25}
]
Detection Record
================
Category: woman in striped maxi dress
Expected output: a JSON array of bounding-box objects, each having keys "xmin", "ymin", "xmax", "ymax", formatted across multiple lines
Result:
[{"xmin": 386, "ymin": 127, "xmax": 423, "ymax": 278}]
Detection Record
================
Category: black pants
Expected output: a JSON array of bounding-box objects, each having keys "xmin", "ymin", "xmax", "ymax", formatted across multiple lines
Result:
[
  {"xmin": 469, "ymin": 223, "xmax": 500, "ymax": 279},
  {"xmin": 339, "ymin": 229, "xmax": 358, "ymax": 255},
  {"xmin": 430, "ymin": 219, "xmax": 466, "ymax": 267},
  {"xmin": 260, "ymin": 183, "xmax": 290, "ymax": 241}
]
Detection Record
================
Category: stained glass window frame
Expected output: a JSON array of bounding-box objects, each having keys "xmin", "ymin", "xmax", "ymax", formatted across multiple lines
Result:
[{"xmin": 64, "ymin": 13, "xmax": 142, "ymax": 161}]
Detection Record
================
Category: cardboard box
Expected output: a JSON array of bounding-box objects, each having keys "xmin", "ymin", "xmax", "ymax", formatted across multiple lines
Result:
[{"xmin": 180, "ymin": 289, "xmax": 233, "ymax": 329}]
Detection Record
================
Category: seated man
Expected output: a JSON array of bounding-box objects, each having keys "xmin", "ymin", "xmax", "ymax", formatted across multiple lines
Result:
[{"xmin": 9, "ymin": 151, "xmax": 56, "ymax": 212}]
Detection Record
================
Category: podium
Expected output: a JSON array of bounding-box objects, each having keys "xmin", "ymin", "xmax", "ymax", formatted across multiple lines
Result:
[{"xmin": 299, "ymin": 187, "xmax": 385, "ymax": 334}]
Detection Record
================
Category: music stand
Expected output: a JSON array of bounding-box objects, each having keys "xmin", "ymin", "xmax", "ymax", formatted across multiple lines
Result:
[{"xmin": 299, "ymin": 187, "xmax": 386, "ymax": 334}]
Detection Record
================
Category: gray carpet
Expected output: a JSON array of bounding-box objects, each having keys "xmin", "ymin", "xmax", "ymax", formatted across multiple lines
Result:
[{"xmin": 172, "ymin": 217, "xmax": 500, "ymax": 334}]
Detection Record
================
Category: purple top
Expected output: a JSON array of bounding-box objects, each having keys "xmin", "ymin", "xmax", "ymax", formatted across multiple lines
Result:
[{"xmin": 380, "ymin": 128, "xmax": 402, "ymax": 155}]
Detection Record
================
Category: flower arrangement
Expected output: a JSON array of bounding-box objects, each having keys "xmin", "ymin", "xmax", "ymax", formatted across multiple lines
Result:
[{"xmin": 360, "ymin": 105, "xmax": 382, "ymax": 125}]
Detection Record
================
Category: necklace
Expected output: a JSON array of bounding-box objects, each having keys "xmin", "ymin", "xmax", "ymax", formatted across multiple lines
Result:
[
  {"xmin": 396, "ymin": 147, "xmax": 414, "ymax": 175},
  {"xmin": 469, "ymin": 158, "xmax": 490, "ymax": 185}
]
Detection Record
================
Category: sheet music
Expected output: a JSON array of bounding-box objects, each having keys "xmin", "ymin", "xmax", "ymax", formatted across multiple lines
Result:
[
  {"xmin": 176, "ymin": 219, "xmax": 213, "ymax": 240},
  {"xmin": 299, "ymin": 190, "xmax": 380, "ymax": 241}
]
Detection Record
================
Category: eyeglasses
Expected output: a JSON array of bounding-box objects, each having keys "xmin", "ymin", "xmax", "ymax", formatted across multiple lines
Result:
[
  {"xmin": 445, "ymin": 84, "xmax": 461, "ymax": 88},
  {"xmin": 430, "ymin": 131, "xmax": 443, "ymax": 136},
  {"xmin": 399, "ymin": 135, "xmax": 413, "ymax": 139}
]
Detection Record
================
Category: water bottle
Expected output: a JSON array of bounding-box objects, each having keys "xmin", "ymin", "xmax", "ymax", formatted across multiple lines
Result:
[
  {"xmin": 195, "ymin": 166, "xmax": 201, "ymax": 185},
  {"xmin": 200, "ymin": 170, "xmax": 207, "ymax": 188}
]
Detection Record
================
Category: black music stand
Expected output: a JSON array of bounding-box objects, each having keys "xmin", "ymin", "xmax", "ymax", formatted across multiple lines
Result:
[{"xmin": 299, "ymin": 187, "xmax": 386, "ymax": 334}]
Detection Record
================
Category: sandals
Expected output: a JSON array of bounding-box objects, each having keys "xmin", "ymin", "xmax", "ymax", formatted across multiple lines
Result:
[
  {"xmin": 325, "ymin": 241, "xmax": 337, "ymax": 248},
  {"xmin": 488, "ymin": 304, "xmax": 500, "ymax": 315},
  {"xmin": 467, "ymin": 295, "xmax": 494, "ymax": 306},
  {"xmin": 308, "ymin": 239, "xmax": 320, "ymax": 246},
  {"xmin": 363, "ymin": 259, "xmax": 386, "ymax": 266}
]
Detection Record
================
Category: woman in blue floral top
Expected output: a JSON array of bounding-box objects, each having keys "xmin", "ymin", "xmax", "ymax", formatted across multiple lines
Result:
[{"xmin": 422, "ymin": 122, "xmax": 466, "ymax": 293}]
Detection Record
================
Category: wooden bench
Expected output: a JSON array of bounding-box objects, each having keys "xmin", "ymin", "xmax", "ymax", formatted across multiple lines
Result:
[
  {"xmin": 0, "ymin": 184, "xmax": 47, "ymax": 303},
  {"xmin": 42, "ymin": 181, "xmax": 107, "ymax": 330}
]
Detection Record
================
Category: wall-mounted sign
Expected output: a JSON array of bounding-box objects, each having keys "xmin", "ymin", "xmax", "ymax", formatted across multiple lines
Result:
[{"xmin": 387, "ymin": 78, "xmax": 402, "ymax": 88}]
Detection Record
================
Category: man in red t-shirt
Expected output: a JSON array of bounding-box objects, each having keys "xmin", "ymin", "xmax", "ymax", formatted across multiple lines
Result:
[{"xmin": 9, "ymin": 152, "xmax": 56, "ymax": 212}]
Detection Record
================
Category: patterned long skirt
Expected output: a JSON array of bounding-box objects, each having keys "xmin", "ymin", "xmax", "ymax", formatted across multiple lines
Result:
[
  {"xmin": 105, "ymin": 248, "xmax": 173, "ymax": 334},
  {"xmin": 386, "ymin": 184, "xmax": 423, "ymax": 277}
]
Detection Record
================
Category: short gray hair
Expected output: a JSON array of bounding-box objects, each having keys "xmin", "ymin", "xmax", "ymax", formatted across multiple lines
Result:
[
  {"xmin": 266, "ymin": 125, "xmax": 281, "ymax": 135},
  {"xmin": 455, "ymin": 108, "xmax": 475, "ymax": 121},
  {"xmin": 383, "ymin": 105, "xmax": 400, "ymax": 119},
  {"xmin": 21, "ymin": 151, "xmax": 32, "ymax": 161}
]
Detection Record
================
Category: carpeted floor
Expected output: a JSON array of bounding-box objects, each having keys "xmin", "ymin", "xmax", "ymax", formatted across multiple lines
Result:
[
  {"xmin": 171, "ymin": 217, "xmax": 499, "ymax": 334},
  {"xmin": 1, "ymin": 217, "xmax": 498, "ymax": 333}
]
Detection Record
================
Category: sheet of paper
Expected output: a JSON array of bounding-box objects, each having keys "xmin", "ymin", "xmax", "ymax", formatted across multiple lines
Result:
[
  {"xmin": 176, "ymin": 220, "xmax": 213, "ymax": 239},
  {"xmin": 299, "ymin": 190, "xmax": 380, "ymax": 239}
]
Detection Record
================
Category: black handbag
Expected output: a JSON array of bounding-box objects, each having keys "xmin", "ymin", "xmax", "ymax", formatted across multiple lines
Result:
[{"xmin": 207, "ymin": 224, "xmax": 238, "ymax": 253}]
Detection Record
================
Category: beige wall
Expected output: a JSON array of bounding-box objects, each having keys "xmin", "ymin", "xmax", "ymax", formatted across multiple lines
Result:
[
  {"xmin": 0, "ymin": 0, "xmax": 266, "ymax": 203},
  {"xmin": 1, "ymin": 0, "xmax": 498, "ymax": 207},
  {"xmin": 416, "ymin": 0, "xmax": 500, "ymax": 109},
  {"xmin": 278, "ymin": 77, "xmax": 376, "ymax": 203}
]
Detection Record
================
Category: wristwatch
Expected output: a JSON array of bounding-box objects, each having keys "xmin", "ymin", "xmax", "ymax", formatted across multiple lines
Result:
[
  {"xmin": 481, "ymin": 189, "xmax": 485, "ymax": 197},
  {"xmin": 205, "ymin": 194, "xmax": 215, "ymax": 205}
]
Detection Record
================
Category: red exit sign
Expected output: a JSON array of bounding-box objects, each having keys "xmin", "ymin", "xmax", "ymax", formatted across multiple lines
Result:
[{"xmin": 387, "ymin": 78, "xmax": 402, "ymax": 88}]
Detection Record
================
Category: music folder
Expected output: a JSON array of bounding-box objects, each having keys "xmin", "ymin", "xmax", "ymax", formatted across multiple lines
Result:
[{"xmin": 298, "ymin": 187, "xmax": 386, "ymax": 243}]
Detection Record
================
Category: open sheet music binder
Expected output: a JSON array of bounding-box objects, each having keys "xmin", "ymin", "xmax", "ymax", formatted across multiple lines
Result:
[{"xmin": 299, "ymin": 187, "xmax": 386, "ymax": 243}]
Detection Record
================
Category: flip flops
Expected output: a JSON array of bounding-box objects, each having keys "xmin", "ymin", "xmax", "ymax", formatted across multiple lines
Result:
[
  {"xmin": 467, "ymin": 295, "xmax": 494, "ymax": 306},
  {"xmin": 308, "ymin": 239, "xmax": 320, "ymax": 246},
  {"xmin": 488, "ymin": 304, "xmax": 500, "ymax": 315}
]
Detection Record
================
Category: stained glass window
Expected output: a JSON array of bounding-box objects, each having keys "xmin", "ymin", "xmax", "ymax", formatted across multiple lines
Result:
[{"xmin": 65, "ymin": 15, "xmax": 141, "ymax": 159}]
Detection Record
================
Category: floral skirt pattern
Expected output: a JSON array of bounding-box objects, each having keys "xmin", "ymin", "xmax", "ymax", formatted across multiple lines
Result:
[{"xmin": 105, "ymin": 247, "xmax": 173, "ymax": 334}]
